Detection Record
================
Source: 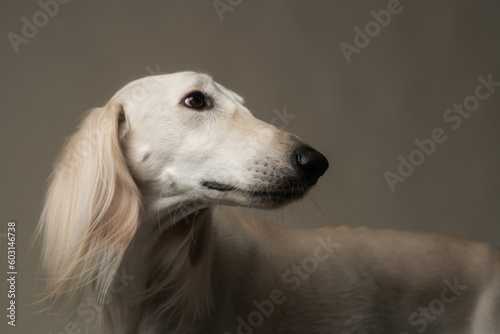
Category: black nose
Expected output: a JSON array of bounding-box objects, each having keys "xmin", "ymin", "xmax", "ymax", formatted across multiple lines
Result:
[{"xmin": 294, "ymin": 146, "xmax": 329, "ymax": 180}]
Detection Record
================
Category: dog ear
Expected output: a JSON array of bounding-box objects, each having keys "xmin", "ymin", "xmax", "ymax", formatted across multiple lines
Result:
[{"xmin": 37, "ymin": 103, "xmax": 140, "ymax": 307}]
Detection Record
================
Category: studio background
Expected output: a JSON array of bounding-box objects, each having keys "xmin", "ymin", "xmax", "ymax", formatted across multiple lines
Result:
[{"xmin": 1, "ymin": 0, "xmax": 499, "ymax": 332}]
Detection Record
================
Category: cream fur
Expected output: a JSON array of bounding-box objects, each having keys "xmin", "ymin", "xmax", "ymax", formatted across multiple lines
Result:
[{"xmin": 38, "ymin": 72, "xmax": 500, "ymax": 334}]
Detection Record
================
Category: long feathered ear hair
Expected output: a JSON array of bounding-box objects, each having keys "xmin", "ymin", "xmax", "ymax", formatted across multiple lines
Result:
[{"xmin": 37, "ymin": 103, "xmax": 140, "ymax": 308}]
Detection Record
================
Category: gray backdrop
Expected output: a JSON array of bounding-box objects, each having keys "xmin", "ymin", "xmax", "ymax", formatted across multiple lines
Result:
[{"xmin": 1, "ymin": 0, "xmax": 499, "ymax": 333}]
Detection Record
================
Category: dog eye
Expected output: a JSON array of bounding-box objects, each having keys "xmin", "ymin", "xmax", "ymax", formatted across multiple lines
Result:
[{"xmin": 183, "ymin": 92, "xmax": 209, "ymax": 110}]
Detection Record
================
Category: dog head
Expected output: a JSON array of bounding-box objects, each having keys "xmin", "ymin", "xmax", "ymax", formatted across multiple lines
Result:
[{"xmin": 113, "ymin": 71, "xmax": 328, "ymax": 210}]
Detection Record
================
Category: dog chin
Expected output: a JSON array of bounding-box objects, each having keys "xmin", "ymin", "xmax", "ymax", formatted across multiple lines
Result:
[{"xmin": 245, "ymin": 196, "xmax": 302, "ymax": 209}]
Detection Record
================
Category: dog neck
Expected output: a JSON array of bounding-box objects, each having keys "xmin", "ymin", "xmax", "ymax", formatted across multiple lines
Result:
[{"xmin": 113, "ymin": 206, "xmax": 215, "ymax": 331}]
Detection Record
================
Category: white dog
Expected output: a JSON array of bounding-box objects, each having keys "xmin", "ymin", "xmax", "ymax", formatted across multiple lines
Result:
[{"xmin": 38, "ymin": 72, "xmax": 500, "ymax": 333}]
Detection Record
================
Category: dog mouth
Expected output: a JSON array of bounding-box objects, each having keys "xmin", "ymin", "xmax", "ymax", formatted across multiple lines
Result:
[
  {"xmin": 201, "ymin": 178, "xmax": 318, "ymax": 203},
  {"xmin": 201, "ymin": 181, "xmax": 236, "ymax": 192}
]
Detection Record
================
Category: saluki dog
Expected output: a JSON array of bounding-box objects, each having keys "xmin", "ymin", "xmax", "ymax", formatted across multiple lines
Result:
[{"xmin": 38, "ymin": 72, "xmax": 500, "ymax": 333}]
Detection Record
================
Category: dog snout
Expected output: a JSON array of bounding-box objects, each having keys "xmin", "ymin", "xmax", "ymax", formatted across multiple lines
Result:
[{"xmin": 293, "ymin": 146, "xmax": 329, "ymax": 182}]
